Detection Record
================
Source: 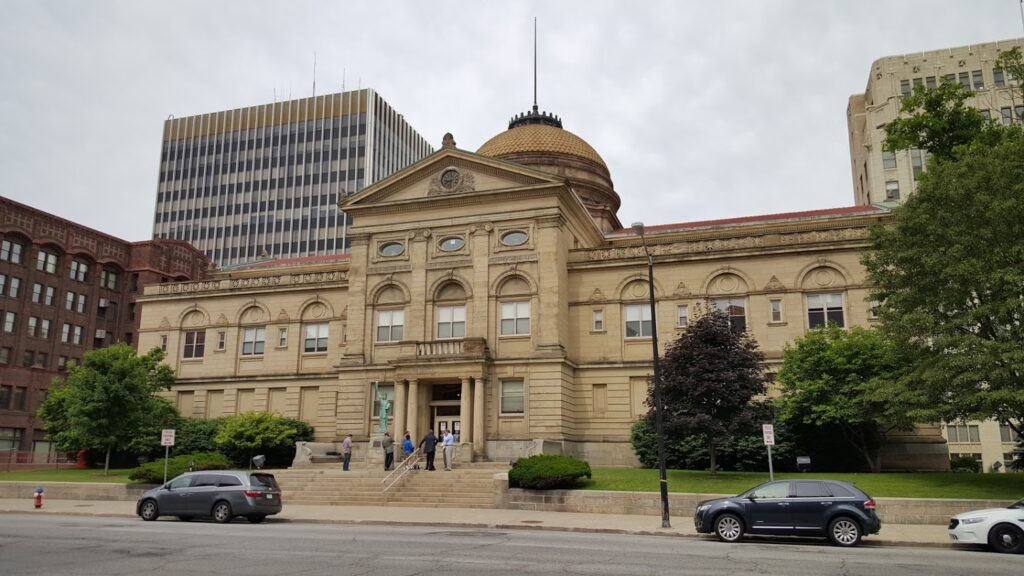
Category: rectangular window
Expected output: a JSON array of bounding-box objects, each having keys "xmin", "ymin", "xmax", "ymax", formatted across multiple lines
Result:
[
  {"xmin": 501, "ymin": 379, "xmax": 524, "ymax": 414},
  {"xmin": 44, "ymin": 286, "xmax": 55, "ymax": 306},
  {"xmin": 958, "ymin": 71, "xmax": 970, "ymax": 89},
  {"xmin": 159, "ymin": 334, "xmax": 167, "ymax": 352},
  {"xmin": 31, "ymin": 283, "xmax": 42, "ymax": 303},
  {"xmin": 770, "ymin": 299, "xmax": 783, "ymax": 323},
  {"xmin": 436, "ymin": 305, "xmax": 466, "ymax": 339},
  {"xmin": 70, "ymin": 260, "xmax": 88, "ymax": 282},
  {"xmin": 61, "ymin": 323, "xmax": 70, "ymax": 343},
  {"xmin": 76, "ymin": 294, "xmax": 87, "ymax": 313},
  {"xmin": 1, "ymin": 240, "xmax": 23, "ymax": 263},
  {"xmin": 36, "ymin": 353, "xmax": 47, "ymax": 369},
  {"xmin": 65, "ymin": 291, "xmax": 74, "ymax": 310},
  {"xmin": 993, "ymin": 68, "xmax": 1005, "ymax": 87},
  {"xmin": 242, "ymin": 326, "xmax": 266, "ymax": 356},
  {"xmin": 278, "ymin": 328, "xmax": 288, "ymax": 348},
  {"xmin": 711, "ymin": 297, "xmax": 747, "ymax": 332},
  {"xmin": 593, "ymin": 383, "xmax": 608, "ymax": 413},
  {"xmin": 881, "ymin": 150, "xmax": 896, "ymax": 170},
  {"xmin": 23, "ymin": 350, "xmax": 34, "ymax": 367},
  {"xmin": 37, "ymin": 251, "xmax": 57, "ymax": 274},
  {"xmin": 999, "ymin": 425, "xmax": 1020, "ymax": 443},
  {"xmin": 1002, "ymin": 107, "xmax": 1013, "ymax": 125},
  {"xmin": 304, "ymin": 322, "xmax": 329, "ymax": 352},
  {"xmin": 592, "ymin": 309, "xmax": 604, "ymax": 332},
  {"xmin": 100, "ymin": 270, "xmax": 117, "ymax": 290},
  {"xmin": 500, "ymin": 301, "xmax": 531, "ymax": 335},
  {"xmin": 910, "ymin": 149, "xmax": 925, "ymax": 179},
  {"xmin": 27, "ymin": 316, "xmax": 38, "ymax": 337},
  {"xmin": 925, "ymin": 76, "xmax": 937, "ymax": 90},
  {"xmin": 947, "ymin": 424, "xmax": 981, "ymax": 443},
  {"xmin": 3, "ymin": 311, "xmax": 16, "ymax": 333},
  {"xmin": 807, "ymin": 293, "xmax": 845, "ymax": 328},
  {"xmin": 72, "ymin": 325, "xmax": 82, "ymax": 345},
  {"xmin": 0, "ymin": 385, "xmax": 10, "ymax": 409},
  {"xmin": 0, "ymin": 274, "xmax": 5, "ymax": 295},
  {"xmin": 57, "ymin": 355, "xmax": 67, "ymax": 371},
  {"xmin": 972, "ymin": 69, "xmax": 983, "ymax": 89},
  {"xmin": 624, "ymin": 303, "xmax": 652, "ymax": 338},
  {"xmin": 217, "ymin": 331, "xmax": 226, "ymax": 351},
  {"xmin": 12, "ymin": 387, "xmax": 26, "ymax": 410},
  {"xmin": 899, "ymin": 79, "xmax": 911, "ymax": 96},
  {"xmin": 39, "ymin": 319, "xmax": 50, "ymax": 339},
  {"xmin": 183, "ymin": 330, "xmax": 206, "ymax": 359},
  {"xmin": 0, "ymin": 347, "xmax": 10, "ymax": 364},
  {"xmin": 376, "ymin": 310, "xmax": 405, "ymax": 342},
  {"xmin": 885, "ymin": 180, "xmax": 900, "ymax": 201},
  {"xmin": 676, "ymin": 305, "xmax": 689, "ymax": 327},
  {"xmin": 7, "ymin": 277, "xmax": 19, "ymax": 298}
]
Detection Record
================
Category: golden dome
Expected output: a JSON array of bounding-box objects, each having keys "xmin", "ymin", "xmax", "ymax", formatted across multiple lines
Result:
[{"xmin": 476, "ymin": 123, "xmax": 608, "ymax": 170}]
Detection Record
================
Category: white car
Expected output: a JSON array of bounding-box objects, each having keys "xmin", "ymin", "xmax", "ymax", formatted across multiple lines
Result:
[{"xmin": 948, "ymin": 498, "xmax": 1024, "ymax": 554}]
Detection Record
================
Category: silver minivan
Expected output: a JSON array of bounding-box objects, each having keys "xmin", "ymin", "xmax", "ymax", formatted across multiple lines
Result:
[{"xmin": 136, "ymin": 470, "xmax": 282, "ymax": 523}]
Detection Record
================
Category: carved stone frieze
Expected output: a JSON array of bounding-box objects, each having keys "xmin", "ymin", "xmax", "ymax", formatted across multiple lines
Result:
[
  {"xmin": 428, "ymin": 167, "xmax": 476, "ymax": 196},
  {"xmin": 489, "ymin": 254, "xmax": 539, "ymax": 265},
  {"xmin": 589, "ymin": 288, "xmax": 606, "ymax": 302},
  {"xmin": 672, "ymin": 282, "xmax": 692, "ymax": 298},
  {"xmin": 764, "ymin": 276, "xmax": 786, "ymax": 291},
  {"xmin": 427, "ymin": 259, "xmax": 473, "ymax": 270}
]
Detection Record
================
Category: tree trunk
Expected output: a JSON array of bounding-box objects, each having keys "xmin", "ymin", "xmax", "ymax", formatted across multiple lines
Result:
[
  {"xmin": 708, "ymin": 441, "xmax": 718, "ymax": 476},
  {"xmin": 103, "ymin": 447, "xmax": 111, "ymax": 476}
]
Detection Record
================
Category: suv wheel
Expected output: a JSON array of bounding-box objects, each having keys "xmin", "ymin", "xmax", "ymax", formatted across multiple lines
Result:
[
  {"xmin": 212, "ymin": 501, "xmax": 233, "ymax": 524},
  {"xmin": 714, "ymin": 513, "xmax": 744, "ymax": 543},
  {"xmin": 988, "ymin": 523, "xmax": 1024, "ymax": 554},
  {"xmin": 139, "ymin": 499, "xmax": 159, "ymax": 522},
  {"xmin": 827, "ymin": 516, "xmax": 862, "ymax": 547}
]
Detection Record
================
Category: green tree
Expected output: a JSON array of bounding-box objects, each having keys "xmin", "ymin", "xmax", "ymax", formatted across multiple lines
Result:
[
  {"xmin": 776, "ymin": 326, "xmax": 919, "ymax": 472},
  {"xmin": 995, "ymin": 46, "xmax": 1023, "ymax": 100},
  {"xmin": 215, "ymin": 411, "xmax": 314, "ymax": 467},
  {"xmin": 863, "ymin": 127, "xmax": 1024, "ymax": 442},
  {"xmin": 883, "ymin": 81, "xmax": 988, "ymax": 161},
  {"xmin": 38, "ymin": 345, "xmax": 177, "ymax": 474},
  {"xmin": 652, "ymin": 308, "xmax": 770, "ymax": 474}
]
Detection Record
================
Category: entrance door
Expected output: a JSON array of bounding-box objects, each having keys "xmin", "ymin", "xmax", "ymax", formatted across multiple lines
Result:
[{"xmin": 432, "ymin": 404, "xmax": 460, "ymax": 442}]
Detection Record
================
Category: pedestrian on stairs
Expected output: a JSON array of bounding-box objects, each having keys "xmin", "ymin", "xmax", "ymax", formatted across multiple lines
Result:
[
  {"xmin": 442, "ymin": 430, "xmax": 456, "ymax": 471},
  {"xmin": 402, "ymin": 432, "xmax": 415, "ymax": 467},
  {"xmin": 419, "ymin": 429, "xmax": 437, "ymax": 471},
  {"xmin": 381, "ymin": 432, "xmax": 395, "ymax": 471},
  {"xmin": 341, "ymin": 434, "xmax": 353, "ymax": 471}
]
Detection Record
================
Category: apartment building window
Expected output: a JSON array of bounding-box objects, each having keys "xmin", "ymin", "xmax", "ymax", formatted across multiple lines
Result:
[
  {"xmin": 910, "ymin": 149, "xmax": 926, "ymax": 179},
  {"xmin": 676, "ymin": 305, "xmax": 689, "ymax": 328},
  {"xmin": 500, "ymin": 301, "xmax": 531, "ymax": 336},
  {"xmin": 3, "ymin": 311, "xmax": 16, "ymax": 334},
  {"xmin": 100, "ymin": 270, "xmax": 118, "ymax": 290},
  {"xmin": 994, "ymin": 68, "xmax": 1005, "ymax": 87},
  {"xmin": 712, "ymin": 297, "xmax": 747, "ymax": 332},
  {"xmin": 881, "ymin": 151, "xmax": 896, "ymax": 170},
  {"xmin": 958, "ymin": 71, "xmax": 970, "ymax": 89},
  {"xmin": 899, "ymin": 79, "xmax": 911, "ymax": 97},
  {"xmin": 0, "ymin": 347, "xmax": 10, "ymax": 364},
  {"xmin": 70, "ymin": 260, "xmax": 89, "ymax": 282},
  {"xmin": 241, "ymin": 327, "xmax": 266, "ymax": 356},
  {"xmin": 44, "ymin": 286, "xmax": 54, "ymax": 306},
  {"xmin": 37, "ymin": 319, "xmax": 50, "ymax": 339},
  {"xmin": 1, "ymin": 240, "xmax": 23, "ymax": 263},
  {"xmin": 972, "ymin": 70, "xmax": 984, "ymax": 89},
  {"xmin": 61, "ymin": 323, "xmax": 71, "ymax": 343},
  {"xmin": 885, "ymin": 180, "xmax": 900, "ymax": 201},
  {"xmin": 436, "ymin": 305, "xmax": 466, "ymax": 339},
  {"xmin": 1017, "ymin": 105, "xmax": 1024, "ymax": 124},
  {"xmin": 770, "ymin": 299, "xmax": 784, "ymax": 323},
  {"xmin": 217, "ymin": 331, "xmax": 226, "ymax": 351},
  {"xmin": 0, "ymin": 386, "xmax": 10, "ymax": 410},
  {"xmin": 0, "ymin": 275, "xmax": 5, "ymax": 296},
  {"xmin": 624, "ymin": 303, "xmax": 652, "ymax": 338},
  {"xmin": 1002, "ymin": 107, "xmax": 1013, "ymax": 125},
  {"xmin": 807, "ymin": 293, "xmax": 845, "ymax": 328},
  {"xmin": 304, "ymin": 322, "xmax": 329, "ymax": 353},
  {"xmin": 6, "ymin": 277, "xmax": 19, "ymax": 298},
  {"xmin": 57, "ymin": 355, "xmax": 67, "ymax": 371},
  {"xmin": 1000, "ymin": 424, "xmax": 1021, "ymax": 443},
  {"xmin": 76, "ymin": 294, "xmax": 87, "ymax": 314},
  {"xmin": 500, "ymin": 379, "xmax": 525, "ymax": 414},
  {"xmin": 946, "ymin": 424, "xmax": 981, "ymax": 443},
  {"xmin": 72, "ymin": 325, "xmax": 82, "ymax": 345},
  {"xmin": 925, "ymin": 76, "xmax": 937, "ymax": 89},
  {"xmin": 23, "ymin": 350, "xmax": 35, "ymax": 367},
  {"xmin": 592, "ymin": 310, "xmax": 604, "ymax": 332},
  {"xmin": 277, "ymin": 328, "xmax": 288, "ymax": 348},
  {"xmin": 36, "ymin": 353, "xmax": 48, "ymax": 369},
  {"xmin": 36, "ymin": 250, "xmax": 57, "ymax": 274},
  {"xmin": 376, "ymin": 310, "xmax": 404, "ymax": 343},
  {"xmin": 31, "ymin": 283, "xmax": 42, "ymax": 303},
  {"xmin": 27, "ymin": 316, "xmax": 38, "ymax": 337},
  {"xmin": 65, "ymin": 291, "xmax": 74, "ymax": 310},
  {"xmin": 11, "ymin": 386, "xmax": 26, "ymax": 410},
  {"xmin": 183, "ymin": 330, "xmax": 206, "ymax": 359}
]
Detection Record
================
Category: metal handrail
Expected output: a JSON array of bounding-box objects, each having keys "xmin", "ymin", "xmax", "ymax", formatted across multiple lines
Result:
[{"xmin": 381, "ymin": 447, "xmax": 422, "ymax": 493}]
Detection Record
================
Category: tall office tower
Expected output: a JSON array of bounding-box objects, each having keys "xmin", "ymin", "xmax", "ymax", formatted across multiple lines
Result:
[
  {"xmin": 152, "ymin": 89, "xmax": 434, "ymax": 267},
  {"xmin": 847, "ymin": 38, "xmax": 1022, "ymax": 206}
]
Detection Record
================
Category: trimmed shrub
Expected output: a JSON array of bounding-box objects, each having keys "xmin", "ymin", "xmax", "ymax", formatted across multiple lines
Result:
[
  {"xmin": 631, "ymin": 419, "xmax": 798, "ymax": 473},
  {"xmin": 950, "ymin": 455, "xmax": 981, "ymax": 473},
  {"xmin": 215, "ymin": 412, "xmax": 314, "ymax": 467},
  {"xmin": 128, "ymin": 452, "xmax": 231, "ymax": 483},
  {"xmin": 174, "ymin": 417, "xmax": 227, "ymax": 455},
  {"xmin": 508, "ymin": 454, "xmax": 592, "ymax": 489}
]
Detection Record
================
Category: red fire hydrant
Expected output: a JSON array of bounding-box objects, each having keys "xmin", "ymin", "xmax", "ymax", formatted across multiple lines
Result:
[{"xmin": 33, "ymin": 487, "xmax": 44, "ymax": 509}]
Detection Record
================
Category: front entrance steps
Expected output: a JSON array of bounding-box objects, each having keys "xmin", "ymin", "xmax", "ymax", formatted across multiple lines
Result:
[{"xmin": 272, "ymin": 461, "xmax": 508, "ymax": 509}]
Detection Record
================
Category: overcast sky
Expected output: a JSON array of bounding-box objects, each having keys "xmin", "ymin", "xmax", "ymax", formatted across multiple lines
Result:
[{"xmin": 2, "ymin": 0, "xmax": 1022, "ymax": 242}]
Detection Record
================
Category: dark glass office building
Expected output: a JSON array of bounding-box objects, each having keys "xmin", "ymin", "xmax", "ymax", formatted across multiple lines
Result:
[{"xmin": 152, "ymin": 89, "xmax": 433, "ymax": 267}]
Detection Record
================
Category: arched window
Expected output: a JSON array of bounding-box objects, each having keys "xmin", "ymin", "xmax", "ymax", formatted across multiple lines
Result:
[
  {"xmin": 498, "ymin": 277, "xmax": 531, "ymax": 336},
  {"xmin": 375, "ymin": 286, "xmax": 406, "ymax": 343}
]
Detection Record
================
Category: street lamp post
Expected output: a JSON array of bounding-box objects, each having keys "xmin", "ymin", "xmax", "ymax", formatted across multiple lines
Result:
[{"xmin": 632, "ymin": 221, "xmax": 671, "ymax": 528}]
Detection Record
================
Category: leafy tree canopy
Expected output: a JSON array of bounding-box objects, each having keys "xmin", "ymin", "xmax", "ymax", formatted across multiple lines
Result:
[
  {"xmin": 652, "ymin": 307, "xmax": 770, "ymax": 474},
  {"xmin": 776, "ymin": 326, "xmax": 920, "ymax": 472},
  {"xmin": 864, "ymin": 127, "xmax": 1024, "ymax": 438},
  {"xmin": 882, "ymin": 81, "xmax": 990, "ymax": 162},
  {"xmin": 38, "ymin": 345, "xmax": 177, "ymax": 473}
]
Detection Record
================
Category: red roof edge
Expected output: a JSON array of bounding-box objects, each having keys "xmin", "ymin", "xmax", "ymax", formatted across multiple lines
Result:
[{"xmin": 607, "ymin": 205, "xmax": 887, "ymax": 237}]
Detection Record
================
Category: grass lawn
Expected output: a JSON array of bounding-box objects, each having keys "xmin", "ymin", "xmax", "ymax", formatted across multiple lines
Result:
[
  {"xmin": 0, "ymin": 468, "xmax": 135, "ymax": 484},
  {"xmin": 581, "ymin": 468, "xmax": 1024, "ymax": 500}
]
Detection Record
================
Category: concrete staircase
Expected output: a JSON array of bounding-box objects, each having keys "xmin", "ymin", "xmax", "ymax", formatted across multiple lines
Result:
[{"xmin": 272, "ymin": 462, "xmax": 506, "ymax": 509}]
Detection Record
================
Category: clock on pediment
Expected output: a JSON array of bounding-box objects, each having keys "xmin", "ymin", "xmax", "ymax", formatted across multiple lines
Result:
[{"xmin": 428, "ymin": 166, "xmax": 475, "ymax": 196}]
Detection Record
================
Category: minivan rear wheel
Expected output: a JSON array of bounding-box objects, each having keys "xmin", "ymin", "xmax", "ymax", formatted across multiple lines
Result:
[
  {"xmin": 827, "ymin": 516, "xmax": 862, "ymax": 547},
  {"xmin": 212, "ymin": 501, "xmax": 233, "ymax": 524},
  {"xmin": 714, "ymin": 513, "xmax": 744, "ymax": 543}
]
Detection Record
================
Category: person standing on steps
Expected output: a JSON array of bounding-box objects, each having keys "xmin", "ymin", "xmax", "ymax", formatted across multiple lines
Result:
[
  {"xmin": 381, "ymin": 432, "xmax": 395, "ymax": 471},
  {"xmin": 442, "ymin": 429, "xmax": 456, "ymax": 471},
  {"xmin": 341, "ymin": 433, "xmax": 353, "ymax": 471},
  {"xmin": 418, "ymin": 429, "xmax": 437, "ymax": 471},
  {"xmin": 402, "ymin": 431, "xmax": 415, "ymax": 468}
]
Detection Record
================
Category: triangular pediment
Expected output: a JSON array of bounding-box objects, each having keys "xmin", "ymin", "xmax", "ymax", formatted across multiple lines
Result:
[{"xmin": 342, "ymin": 147, "xmax": 564, "ymax": 210}]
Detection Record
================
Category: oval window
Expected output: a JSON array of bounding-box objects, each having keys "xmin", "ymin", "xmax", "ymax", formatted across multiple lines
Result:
[
  {"xmin": 500, "ymin": 231, "xmax": 528, "ymax": 247},
  {"xmin": 379, "ymin": 242, "xmax": 405, "ymax": 257},
  {"xmin": 439, "ymin": 237, "xmax": 465, "ymax": 252}
]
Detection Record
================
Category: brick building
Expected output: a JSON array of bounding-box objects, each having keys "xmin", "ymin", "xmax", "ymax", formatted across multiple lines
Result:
[{"xmin": 0, "ymin": 196, "xmax": 209, "ymax": 457}]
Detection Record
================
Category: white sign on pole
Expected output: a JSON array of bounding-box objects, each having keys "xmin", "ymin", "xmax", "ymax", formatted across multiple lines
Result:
[
  {"xmin": 161, "ymin": 429, "xmax": 176, "ymax": 447},
  {"xmin": 762, "ymin": 424, "xmax": 775, "ymax": 446}
]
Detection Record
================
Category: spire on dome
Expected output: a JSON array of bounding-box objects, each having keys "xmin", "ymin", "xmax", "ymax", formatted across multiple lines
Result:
[{"xmin": 509, "ymin": 17, "xmax": 563, "ymax": 130}]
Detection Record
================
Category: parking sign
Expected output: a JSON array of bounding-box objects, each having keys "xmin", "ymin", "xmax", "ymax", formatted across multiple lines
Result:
[
  {"xmin": 762, "ymin": 424, "xmax": 775, "ymax": 446},
  {"xmin": 161, "ymin": 429, "xmax": 176, "ymax": 447}
]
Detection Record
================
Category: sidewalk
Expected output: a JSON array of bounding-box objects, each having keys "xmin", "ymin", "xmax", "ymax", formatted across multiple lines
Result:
[{"xmin": 0, "ymin": 498, "xmax": 953, "ymax": 548}]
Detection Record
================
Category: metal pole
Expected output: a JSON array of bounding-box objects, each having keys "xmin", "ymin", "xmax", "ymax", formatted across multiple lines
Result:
[
  {"xmin": 163, "ymin": 445, "xmax": 169, "ymax": 484},
  {"xmin": 767, "ymin": 444, "xmax": 774, "ymax": 481},
  {"xmin": 647, "ymin": 253, "xmax": 671, "ymax": 528}
]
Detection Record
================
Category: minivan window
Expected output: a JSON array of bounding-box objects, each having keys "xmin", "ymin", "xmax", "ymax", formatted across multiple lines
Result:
[
  {"xmin": 794, "ymin": 481, "xmax": 829, "ymax": 498},
  {"xmin": 168, "ymin": 475, "xmax": 193, "ymax": 490},
  {"xmin": 191, "ymin": 474, "xmax": 221, "ymax": 487},
  {"xmin": 217, "ymin": 475, "xmax": 242, "ymax": 486},
  {"xmin": 250, "ymin": 474, "xmax": 280, "ymax": 490}
]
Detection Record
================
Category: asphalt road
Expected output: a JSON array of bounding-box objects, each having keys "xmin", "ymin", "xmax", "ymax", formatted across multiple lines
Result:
[{"xmin": 0, "ymin": 513, "xmax": 1017, "ymax": 576}]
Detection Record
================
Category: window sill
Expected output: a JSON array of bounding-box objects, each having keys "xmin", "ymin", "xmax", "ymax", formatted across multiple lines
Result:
[
  {"xmin": 624, "ymin": 336, "xmax": 653, "ymax": 341},
  {"xmin": 767, "ymin": 321, "xmax": 788, "ymax": 327},
  {"xmin": 499, "ymin": 413, "xmax": 525, "ymax": 418},
  {"xmin": 498, "ymin": 334, "xmax": 530, "ymax": 340},
  {"xmin": 181, "ymin": 358, "xmax": 204, "ymax": 363},
  {"xmin": 674, "ymin": 325, "xmax": 689, "ymax": 330},
  {"xmin": 374, "ymin": 340, "xmax": 401, "ymax": 346},
  {"xmin": 589, "ymin": 330, "xmax": 606, "ymax": 335},
  {"xmin": 239, "ymin": 355, "xmax": 264, "ymax": 361},
  {"xmin": 302, "ymin": 351, "xmax": 328, "ymax": 356}
]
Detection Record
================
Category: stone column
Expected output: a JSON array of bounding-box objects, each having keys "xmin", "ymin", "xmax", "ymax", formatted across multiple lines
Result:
[
  {"xmin": 407, "ymin": 379, "xmax": 419, "ymax": 441},
  {"xmin": 394, "ymin": 380, "xmax": 407, "ymax": 440},
  {"xmin": 459, "ymin": 376, "xmax": 473, "ymax": 446},
  {"xmin": 473, "ymin": 376, "xmax": 486, "ymax": 456}
]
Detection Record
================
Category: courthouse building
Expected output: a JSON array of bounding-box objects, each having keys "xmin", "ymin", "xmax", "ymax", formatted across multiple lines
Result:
[{"xmin": 137, "ymin": 105, "xmax": 949, "ymax": 469}]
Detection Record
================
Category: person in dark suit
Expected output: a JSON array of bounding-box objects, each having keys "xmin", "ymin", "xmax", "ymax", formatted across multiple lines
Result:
[{"xmin": 418, "ymin": 429, "xmax": 438, "ymax": 471}]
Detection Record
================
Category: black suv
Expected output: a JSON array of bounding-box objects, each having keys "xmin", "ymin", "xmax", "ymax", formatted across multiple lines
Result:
[{"xmin": 694, "ymin": 480, "xmax": 881, "ymax": 547}]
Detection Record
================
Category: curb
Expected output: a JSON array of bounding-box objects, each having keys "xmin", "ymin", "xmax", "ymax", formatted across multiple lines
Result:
[{"xmin": 0, "ymin": 507, "xmax": 955, "ymax": 549}]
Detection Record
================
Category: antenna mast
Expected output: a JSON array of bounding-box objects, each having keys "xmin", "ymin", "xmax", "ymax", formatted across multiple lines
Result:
[{"xmin": 533, "ymin": 17, "xmax": 538, "ymax": 112}]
